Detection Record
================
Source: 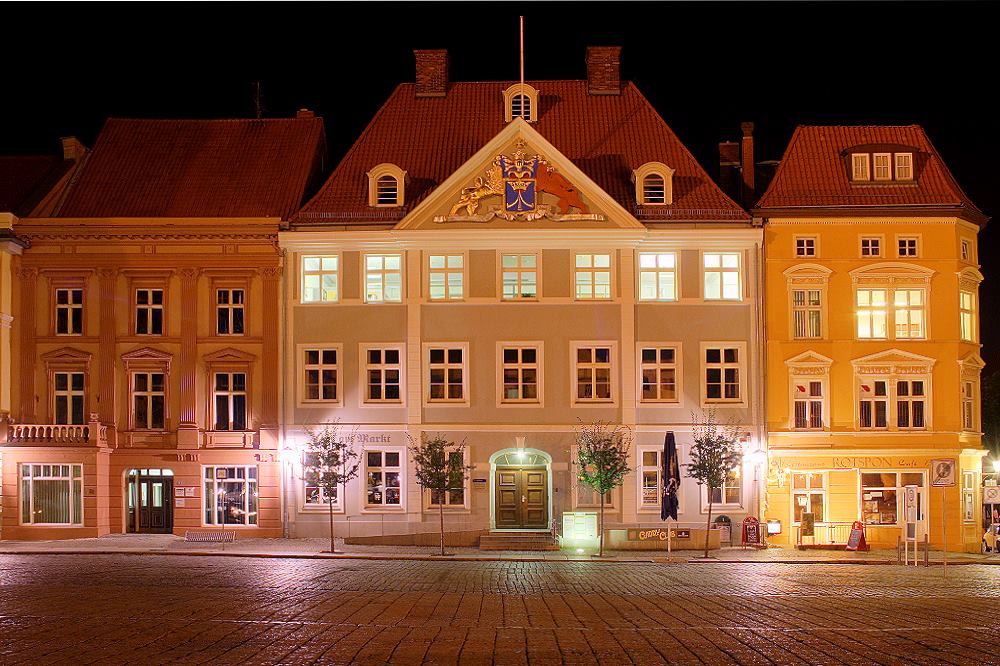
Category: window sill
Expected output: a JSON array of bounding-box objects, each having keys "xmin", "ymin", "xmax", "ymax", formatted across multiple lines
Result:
[
  {"xmin": 638, "ymin": 400, "xmax": 680, "ymax": 406},
  {"xmin": 425, "ymin": 401, "xmax": 469, "ymax": 407},
  {"xmin": 301, "ymin": 505, "xmax": 344, "ymax": 514},
  {"xmin": 701, "ymin": 504, "xmax": 742, "ymax": 513},
  {"xmin": 423, "ymin": 507, "xmax": 471, "ymax": 515},
  {"xmin": 361, "ymin": 506, "xmax": 406, "ymax": 513}
]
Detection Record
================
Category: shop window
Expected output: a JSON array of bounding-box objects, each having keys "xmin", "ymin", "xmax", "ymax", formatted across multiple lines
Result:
[
  {"xmin": 364, "ymin": 347, "xmax": 402, "ymax": 403},
  {"xmin": 501, "ymin": 345, "xmax": 540, "ymax": 403},
  {"xmin": 501, "ymin": 254, "xmax": 538, "ymax": 300},
  {"xmin": 792, "ymin": 473, "xmax": 826, "ymax": 524},
  {"xmin": 427, "ymin": 346, "xmax": 466, "ymax": 403},
  {"xmin": 203, "ymin": 466, "xmax": 258, "ymax": 526},
  {"xmin": 574, "ymin": 253, "xmax": 612, "ymax": 300},
  {"xmin": 364, "ymin": 254, "xmax": 403, "ymax": 303},
  {"xmin": 574, "ymin": 345, "xmax": 613, "ymax": 403},
  {"xmin": 861, "ymin": 472, "xmax": 924, "ymax": 526},
  {"xmin": 20, "ymin": 463, "xmax": 83, "ymax": 525},
  {"xmin": 301, "ymin": 256, "xmax": 339, "ymax": 303},
  {"xmin": 703, "ymin": 252, "xmax": 741, "ymax": 301},
  {"xmin": 132, "ymin": 372, "xmax": 165, "ymax": 430},
  {"xmin": 216, "ymin": 288, "xmax": 245, "ymax": 335},
  {"xmin": 703, "ymin": 345, "xmax": 742, "ymax": 403},
  {"xmin": 366, "ymin": 450, "xmax": 402, "ymax": 507},
  {"xmin": 637, "ymin": 253, "xmax": 677, "ymax": 301},
  {"xmin": 428, "ymin": 450, "xmax": 466, "ymax": 507},
  {"xmin": 428, "ymin": 254, "xmax": 464, "ymax": 300},
  {"xmin": 135, "ymin": 289, "xmax": 163, "ymax": 335},
  {"xmin": 55, "ymin": 288, "xmax": 83, "ymax": 335},
  {"xmin": 639, "ymin": 346, "xmax": 678, "ymax": 402},
  {"xmin": 213, "ymin": 372, "xmax": 247, "ymax": 431},
  {"xmin": 302, "ymin": 451, "xmax": 339, "ymax": 508},
  {"xmin": 54, "ymin": 372, "xmax": 85, "ymax": 425},
  {"xmin": 792, "ymin": 289, "xmax": 822, "ymax": 339},
  {"xmin": 302, "ymin": 348, "xmax": 339, "ymax": 403}
]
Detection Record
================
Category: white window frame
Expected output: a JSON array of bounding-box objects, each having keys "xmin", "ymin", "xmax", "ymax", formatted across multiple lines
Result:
[
  {"xmin": 960, "ymin": 238, "xmax": 972, "ymax": 263},
  {"xmin": 792, "ymin": 288, "xmax": 823, "ymax": 339},
  {"xmin": 301, "ymin": 255, "xmax": 340, "ymax": 304},
  {"xmin": 499, "ymin": 252, "xmax": 540, "ymax": 300},
  {"xmin": 851, "ymin": 153, "xmax": 870, "ymax": 181},
  {"xmin": 212, "ymin": 371, "xmax": 248, "ymax": 431},
  {"xmin": 700, "ymin": 342, "xmax": 746, "ymax": 406},
  {"xmin": 637, "ymin": 445, "xmax": 678, "ymax": 514},
  {"xmin": 855, "ymin": 288, "xmax": 889, "ymax": 339},
  {"xmin": 794, "ymin": 236, "xmax": 817, "ymax": 258},
  {"xmin": 960, "ymin": 290, "xmax": 976, "ymax": 342},
  {"xmin": 860, "ymin": 471, "xmax": 927, "ymax": 527},
  {"xmin": 791, "ymin": 472, "xmax": 827, "ymax": 525},
  {"xmin": 792, "ymin": 379, "xmax": 826, "ymax": 430},
  {"xmin": 641, "ymin": 173, "xmax": 666, "ymax": 205},
  {"xmin": 894, "ymin": 379, "xmax": 928, "ymax": 431},
  {"xmin": 375, "ymin": 175, "xmax": 400, "ymax": 206},
  {"xmin": 896, "ymin": 235, "xmax": 919, "ymax": 258},
  {"xmin": 55, "ymin": 288, "xmax": 83, "ymax": 336},
  {"xmin": 202, "ymin": 465, "xmax": 258, "ymax": 526},
  {"xmin": 424, "ymin": 343, "xmax": 469, "ymax": 405},
  {"xmin": 360, "ymin": 344, "xmax": 405, "ymax": 406},
  {"xmin": 894, "ymin": 152, "xmax": 913, "ymax": 180},
  {"xmin": 571, "ymin": 341, "xmax": 617, "ymax": 405},
  {"xmin": 704, "ymin": 465, "xmax": 742, "ymax": 510},
  {"xmin": 425, "ymin": 447, "xmax": 470, "ymax": 511},
  {"xmin": 571, "ymin": 446, "xmax": 617, "ymax": 509},
  {"xmin": 131, "ymin": 371, "xmax": 166, "ymax": 431},
  {"xmin": 364, "ymin": 253, "xmax": 404, "ymax": 304},
  {"xmin": 637, "ymin": 343, "xmax": 681, "ymax": 404},
  {"xmin": 860, "ymin": 235, "xmax": 883, "ymax": 258},
  {"xmin": 366, "ymin": 163, "xmax": 407, "ymax": 207},
  {"xmin": 134, "ymin": 288, "xmax": 164, "ymax": 335},
  {"xmin": 574, "ymin": 252, "xmax": 613, "ymax": 300},
  {"xmin": 963, "ymin": 471, "xmax": 977, "ymax": 524},
  {"xmin": 702, "ymin": 251, "xmax": 742, "ymax": 301},
  {"xmin": 19, "ymin": 463, "xmax": 84, "ymax": 526},
  {"xmin": 363, "ymin": 448, "xmax": 405, "ymax": 511},
  {"xmin": 427, "ymin": 253, "xmax": 465, "ymax": 301},
  {"xmin": 857, "ymin": 378, "xmax": 890, "ymax": 430},
  {"xmin": 872, "ymin": 152, "xmax": 892, "ymax": 181},
  {"xmin": 298, "ymin": 345, "xmax": 341, "ymax": 406},
  {"xmin": 53, "ymin": 371, "xmax": 86, "ymax": 425},
  {"xmin": 962, "ymin": 380, "xmax": 976, "ymax": 432},
  {"xmin": 637, "ymin": 252, "xmax": 678, "ymax": 302},
  {"xmin": 892, "ymin": 288, "xmax": 925, "ymax": 339},
  {"xmin": 216, "ymin": 288, "xmax": 245, "ymax": 335},
  {"xmin": 301, "ymin": 450, "xmax": 342, "ymax": 511},
  {"xmin": 497, "ymin": 342, "xmax": 543, "ymax": 407}
]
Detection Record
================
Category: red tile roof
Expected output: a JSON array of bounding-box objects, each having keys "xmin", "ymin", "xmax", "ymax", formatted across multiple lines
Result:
[
  {"xmin": 294, "ymin": 81, "xmax": 748, "ymax": 224},
  {"xmin": 756, "ymin": 125, "xmax": 986, "ymax": 223},
  {"xmin": 0, "ymin": 156, "xmax": 71, "ymax": 216},
  {"xmin": 57, "ymin": 118, "xmax": 326, "ymax": 219}
]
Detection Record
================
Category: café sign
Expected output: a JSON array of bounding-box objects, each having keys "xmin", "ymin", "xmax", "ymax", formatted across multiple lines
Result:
[
  {"xmin": 627, "ymin": 528, "xmax": 690, "ymax": 541},
  {"xmin": 772, "ymin": 456, "xmax": 922, "ymax": 470}
]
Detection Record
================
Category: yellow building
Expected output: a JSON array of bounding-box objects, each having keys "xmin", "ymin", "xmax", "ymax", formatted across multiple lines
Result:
[{"xmin": 756, "ymin": 126, "xmax": 988, "ymax": 552}]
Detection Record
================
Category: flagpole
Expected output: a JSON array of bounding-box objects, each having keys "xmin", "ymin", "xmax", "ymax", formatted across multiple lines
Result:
[{"xmin": 519, "ymin": 16, "xmax": 525, "ymax": 92}]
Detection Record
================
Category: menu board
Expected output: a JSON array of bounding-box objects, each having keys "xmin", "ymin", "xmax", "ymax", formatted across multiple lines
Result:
[{"xmin": 801, "ymin": 512, "xmax": 816, "ymax": 537}]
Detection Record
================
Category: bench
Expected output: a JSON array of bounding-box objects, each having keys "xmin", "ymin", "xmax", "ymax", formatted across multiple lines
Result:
[{"xmin": 184, "ymin": 530, "xmax": 236, "ymax": 543}]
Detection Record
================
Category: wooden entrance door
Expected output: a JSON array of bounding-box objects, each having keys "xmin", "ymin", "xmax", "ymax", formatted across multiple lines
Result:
[
  {"xmin": 128, "ymin": 476, "xmax": 173, "ymax": 534},
  {"xmin": 494, "ymin": 466, "xmax": 548, "ymax": 529}
]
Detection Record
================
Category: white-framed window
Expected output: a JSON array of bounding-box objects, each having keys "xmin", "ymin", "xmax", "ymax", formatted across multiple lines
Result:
[
  {"xmin": 792, "ymin": 472, "xmax": 826, "ymax": 524},
  {"xmin": 851, "ymin": 153, "xmax": 870, "ymax": 181},
  {"xmin": 203, "ymin": 465, "xmax": 258, "ymax": 526},
  {"xmin": 962, "ymin": 380, "xmax": 976, "ymax": 431},
  {"xmin": 135, "ymin": 288, "xmax": 163, "ymax": 335},
  {"xmin": 503, "ymin": 84, "xmax": 539, "ymax": 123},
  {"xmin": 428, "ymin": 254, "xmax": 464, "ymax": 300},
  {"xmin": 365, "ymin": 450, "xmax": 402, "ymax": 507},
  {"xmin": 55, "ymin": 288, "xmax": 83, "ymax": 335},
  {"xmin": 893, "ymin": 289, "xmax": 925, "ymax": 339},
  {"xmin": 894, "ymin": 152, "xmax": 913, "ymax": 180},
  {"xmin": 500, "ymin": 345, "xmax": 540, "ymax": 403},
  {"xmin": 792, "ymin": 289, "xmax": 822, "ymax": 339},
  {"xmin": 963, "ymin": 471, "xmax": 976, "ymax": 524},
  {"xmin": 574, "ymin": 344, "xmax": 613, "ymax": 403},
  {"xmin": 510, "ymin": 93, "xmax": 531, "ymax": 120},
  {"xmin": 856, "ymin": 288, "xmax": 888, "ymax": 339},
  {"xmin": 637, "ymin": 252, "xmax": 677, "ymax": 301},
  {"xmin": 794, "ymin": 237, "xmax": 816, "ymax": 257},
  {"xmin": 376, "ymin": 175, "xmax": 399, "ymax": 206},
  {"xmin": 54, "ymin": 371, "xmax": 85, "ymax": 425},
  {"xmin": 861, "ymin": 472, "xmax": 925, "ymax": 526},
  {"xmin": 216, "ymin": 288, "xmax": 245, "ymax": 335},
  {"xmin": 363, "ymin": 346, "xmax": 403, "ymax": 403},
  {"xmin": 501, "ymin": 253, "xmax": 538, "ymax": 300},
  {"xmin": 858, "ymin": 379, "xmax": 889, "ymax": 429},
  {"xmin": 302, "ymin": 451, "xmax": 339, "ymax": 509},
  {"xmin": 302, "ymin": 348, "xmax": 339, "ymax": 403},
  {"xmin": 961, "ymin": 239, "xmax": 971, "ymax": 262},
  {"xmin": 574, "ymin": 253, "xmax": 612, "ymax": 300},
  {"xmin": 639, "ymin": 346, "xmax": 678, "ymax": 402},
  {"xmin": 366, "ymin": 164, "xmax": 407, "ymax": 207},
  {"xmin": 302, "ymin": 256, "xmax": 339, "ymax": 303},
  {"xmin": 364, "ymin": 254, "xmax": 403, "ymax": 303},
  {"xmin": 897, "ymin": 236, "xmax": 919, "ymax": 257},
  {"xmin": 132, "ymin": 372, "xmax": 165, "ymax": 430},
  {"xmin": 960, "ymin": 290, "xmax": 976, "ymax": 342},
  {"xmin": 638, "ymin": 448, "xmax": 662, "ymax": 510},
  {"xmin": 213, "ymin": 372, "xmax": 247, "ymax": 431},
  {"xmin": 426, "ymin": 345, "xmax": 467, "ymax": 403},
  {"xmin": 860, "ymin": 236, "xmax": 882, "ymax": 258},
  {"xmin": 642, "ymin": 174, "xmax": 666, "ymax": 204},
  {"xmin": 574, "ymin": 460, "xmax": 614, "ymax": 507},
  {"xmin": 707, "ymin": 466, "xmax": 742, "ymax": 507},
  {"xmin": 428, "ymin": 449, "xmax": 467, "ymax": 508},
  {"xmin": 702, "ymin": 344, "xmax": 743, "ymax": 403},
  {"xmin": 633, "ymin": 163, "xmax": 675, "ymax": 205},
  {"xmin": 895, "ymin": 379, "xmax": 926, "ymax": 430},
  {"xmin": 703, "ymin": 252, "xmax": 741, "ymax": 301},
  {"xmin": 793, "ymin": 380, "xmax": 824, "ymax": 430},
  {"xmin": 873, "ymin": 153, "xmax": 892, "ymax": 180},
  {"xmin": 20, "ymin": 463, "xmax": 83, "ymax": 526}
]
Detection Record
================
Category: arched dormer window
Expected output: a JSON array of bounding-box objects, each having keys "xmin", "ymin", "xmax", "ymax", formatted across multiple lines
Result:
[
  {"xmin": 366, "ymin": 163, "xmax": 407, "ymax": 208},
  {"xmin": 502, "ymin": 83, "xmax": 539, "ymax": 123},
  {"xmin": 632, "ymin": 162, "xmax": 674, "ymax": 206}
]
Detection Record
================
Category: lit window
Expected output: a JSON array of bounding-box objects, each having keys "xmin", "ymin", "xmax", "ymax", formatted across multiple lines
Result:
[
  {"xmin": 960, "ymin": 290, "xmax": 976, "ymax": 342},
  {"xmin": 860, "ymin": 236, "xmax": 881, "ymax": 257},
  {"xmin": 893, "ymin": 289, "xmax": 925, "ymax": 339},
  {"xmin": 792, "ymin": 289, "xmax": 822, "ymax": 339},
  {"xmin": 376, "ymin": 175, "xmax": 399, "ymax": 206},
  {"xmin": 302, "ymin": 349, "xmax": 338, "ymax": 402},
  {"xmin": 575, "ymin": 346, "xmax": 613, "ymax": 402},
  {"xmin": 895, "ymin": 153, "xmax": 913, "ymax": 180},
  {"xmin": 365, "ymin": 254, "xmax": 403, "ymax": 303},
  {"xmin": 861, "ymin": 472, "xmax": 925, "ymax": 526},
  {"xmin": 793, "ymin": 381, "xmax": 823, "ymax": 429},
  {"xmin": 302, "ymin": 451, "xmax": 338, "ymax": 507},
  {"xmin": 54, "ymin": 372, "xmax": 85, "ymax": 425},
  {"xmin": 896, "ymin": 380, "xmax": 926, "ymax": 430},
  {"xmin": 708, "ymin": 467, "xmax": 741, "ymax": 505},
  {"xmin": 429, "ymin": 450, "xmax": 466, "ymax": 507},
  {"xmin": 873, "ymin": 153, "xmax": 891, "ymax": 180},
  {"xmin": 366, "ymin": 450, "xmax": 402, "ymax": 506},
  {"xmin": 213, "ymin": 372, "xmax": 247, "ymax": 431},
  {"xmin": 638, "ymin": 253, "xmax": 676, "ymax": 301},
  {"xmin": 703, "ymin": 253, "xmax": 741, "ymax": 300},
  {"xmin": 427, "ymin": 346, "xmax": 466, "ymax": 402},
  {"xmin": 55, "ymin": 288, "xmax": 83, "ymax": 335},
  {"xmin": 364, "ymin": 347, "xmax": 402, "ymax": 403},
  {"xmin": 428, "ymin": 254, "xmax": 464, "ymax": 300},
  {"xmin": 203, "ymin": 465, "xmax": 258, "ymax": 526},
  {"xmin": 501, "ymin": 254, "xmax": 538, "ymax": 300},
  {"xmin": 792, "ymin": 473, "xmax": 826, "ymax": 524},
  {"xmin": 795, "ymin": 237, "xmax": 816, "ymax": 257},
  {"xmin": 575, "ymin": 254, "xmax": 612, "ymax": 300},
  {"xmin": 639, "ymin": 449, "xmax": 661, "ymax": 509},
  {"xmin": 858, "ymin": 380, "xmax": 889, "ymax": 429},
  {"xmin": 501, "ymin": 346, "xmax": 539, "ymax": 403},
  {"xmin": 856, "ymin": 289, "xmax": 888, "ymax": 339},
  {"xmin": 639, "ymin": 347, "xmax": 677, "ymax": 402},
  {"xmin": 962, "ymin": 381, "xmax": 975, "ymax": 431},
  {"xmin": 132, "ymin": 372, "xmax": 165, "ymax": 430},
  {"xmin": 135, "ymin": 289, "xmax": 163, "ymax": 335},
  {"xmin": 511, "ymin": 94, "xmax": 531, "ymax": 120},
  {"xmin": 216, "ymin": 289, "xmax": 245, "ymax": 335},
  {"xmin": 20, "ymin": 464, "xmax": 83, "ymax": 525},
  {"xmin": 852, "ymin": 153, "xmax": 870, "ymax": 181},
  {"xmin": 704, "ymin": 346, "xmax": 741, "ymax": 402},
  {"xmin": 642, "ymin": 174, "xmax": 666, "ymax": 204},
  {"xmin": 302, "ymin": 256, "xmax": 338, "ymax": 303},
  {"xmin": 898, "ymin": 237, "xmax": 918, "ymax": 257}
]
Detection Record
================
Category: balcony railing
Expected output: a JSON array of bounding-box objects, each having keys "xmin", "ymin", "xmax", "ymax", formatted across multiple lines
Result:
[{"xmin": 1, "ymin": 414, "xmax": 109, "ymax": 447}]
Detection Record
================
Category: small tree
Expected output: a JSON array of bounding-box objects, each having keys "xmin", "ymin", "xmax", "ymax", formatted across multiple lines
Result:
[
  {"xmin": 409, "ymin": 434, "xmax": 469, "ymax": 556},
  {"xmin": 686, "ymin": 411, "xmax": 743, "ymax": 559},
  {"xmin": 576, "ymin": 421, "xmax": 632, "ymax": 557},
  {"xmin": 303, "ymin": 423, "xmax": 361, "ymax": 554}
]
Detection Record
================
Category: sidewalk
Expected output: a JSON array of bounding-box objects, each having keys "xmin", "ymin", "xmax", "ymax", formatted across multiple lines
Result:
[{"xmin": 0, "ymin": 533, "xmax": 994, "ymax": 564}]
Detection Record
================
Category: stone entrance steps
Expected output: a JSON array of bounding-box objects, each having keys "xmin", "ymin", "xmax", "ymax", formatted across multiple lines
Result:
[{"xmin": 479, "ymin": 531, "xmax": 560, "ymax": 551}]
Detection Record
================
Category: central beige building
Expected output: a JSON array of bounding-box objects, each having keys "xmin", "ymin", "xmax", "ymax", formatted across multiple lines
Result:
[{"xmin": 279, "ymin": 49, "xmax": 765, "ymax": 545}]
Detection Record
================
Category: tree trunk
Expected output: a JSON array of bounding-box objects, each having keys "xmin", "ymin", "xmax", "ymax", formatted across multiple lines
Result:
[
  {"xmin": 599, "ymin": 491, "xmax": 605, "ymax": 557},
  {"xmin": 439, "ymin": 498, "xmax": 445, "ymax": 556},
  {"xmin": 329, "ymin": 497, "xmax": 336, "ymax": 554},
  {"xmin": 704, "ymin": 496, "xmax": 714, "ymax": 559}
]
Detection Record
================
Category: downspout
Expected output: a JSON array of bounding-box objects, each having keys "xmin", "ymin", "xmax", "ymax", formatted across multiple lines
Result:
[{"xmin": 279, "ymin": 245, "xmax": 289, "ymax": 539}]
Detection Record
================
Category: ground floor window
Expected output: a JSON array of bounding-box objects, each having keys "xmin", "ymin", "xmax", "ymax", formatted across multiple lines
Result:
[
  {"xmin": 366, "ymin": 450, "xmax": 402, "ymax": 507},
  {"xmin": 203, "ymin": 466, "xmax": 258, "ymax": 525},
  {"xmin": 575, "ymin": 476, "xmax": 612, "ymax": 508},
  {"xmin": 302, "ymin": 452, "xmax": 338, "ymax": 508},
  {"xmin": 792, "ymin": 472, "xmax": 826, "ymax": 523},
  {"xmin": 707, "ymin": 466, "xmax": 742, "ymax": 506},
  {"xmin": 429, "ymin": 450, "xmax": 466, "ymax": 507},
  {"xmin": 963, "ymin": 471, "xmax": 976, "ymax": 524},
  {"xmin": 639, "ymin": 449, "xmax": 661, "ymax": 509},
  {"xmin": 861, "ymin": 471, "xmax": 923, "ymax": 526},
  {"xmin": 20, "ymin": 463, "xmax": 83, "ymax": 525}
]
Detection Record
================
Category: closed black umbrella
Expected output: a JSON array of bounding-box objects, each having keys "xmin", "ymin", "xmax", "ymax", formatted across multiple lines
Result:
[{"xmin": 661, "ymin": 431, "xmax": 680, "ymax": 521}]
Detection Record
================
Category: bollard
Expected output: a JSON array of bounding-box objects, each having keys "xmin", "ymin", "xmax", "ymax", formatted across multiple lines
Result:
[
  {"xmin": 896, "ymin": 536, "xmax": 901, "ymax": 564},
  {"xmin": 923, "ymin": 534, "xmax": 929, "ymax": 567}
]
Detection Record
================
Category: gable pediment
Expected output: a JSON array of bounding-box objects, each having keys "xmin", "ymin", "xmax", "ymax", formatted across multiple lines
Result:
[
  {"xmin": 121, "ymin": 346, "xmax": 173, "ymax": 371},
  {"xmin": 849, "ymin": 262, "xmax": 934, "ymax": 285},
  {"xmin": 785, "ymin": 351, "xmax": 834, "ymax": 367},
  {"xmin": 203, "ymin": 347, "xmax": 256, "ymax": 363},
  {"xmin": 41, "ymin": 347, "xmax": 93, "ymax": 368},
  {"xmin": 851, "ymin": 348, "xmax": 936, "ymax": 374}
]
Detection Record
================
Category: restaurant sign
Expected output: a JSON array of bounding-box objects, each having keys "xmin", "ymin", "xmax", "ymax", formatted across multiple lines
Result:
[
  {"xmin": 627, "ymin": 528, "xmax": 690, "ymax": 541},
  {"xmin": 772, "ymin": 455, "xmax": 924, "ymax": 471}
]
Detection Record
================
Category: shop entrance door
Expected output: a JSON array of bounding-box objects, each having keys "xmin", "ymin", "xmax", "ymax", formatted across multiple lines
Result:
[
  {"xmin": 494, "ymin": 466, "xmax": 548, "ymax": 529},
  {"xmin": 127, "ymin": 471, "xmax": 174, "ymax": 534}
]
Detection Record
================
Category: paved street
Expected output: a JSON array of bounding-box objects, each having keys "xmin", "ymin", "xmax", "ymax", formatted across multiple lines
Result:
[{"xmin": 1, "ymin": 554, "xmax": 999, "ymax": 664}]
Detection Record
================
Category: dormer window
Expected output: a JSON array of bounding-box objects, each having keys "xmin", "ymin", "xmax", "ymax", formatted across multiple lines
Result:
[
  {"xmin": 502, "ymin": 84, "xmax": 539, "ymax": 123},
  {"xmin": 852, "ymin": 153, "xmax": 870, "ymax": 181},
  {"xmin": 366, "ymin": 163, "xmax": 407, "ymax": 207},
  {"xmin": 632, "ymin": 162, "xmax": 675, "ymax": 206},
  {"xmin": 849, "ymin": 147, "xmax": 917, "ymax": 183},
  {"xmin": 873, "ymin": 153, "xmax": 891, "ymax": 180},
  {"xmin": 895, "ymin": 153, "xmax": 913, "ymax": 180}
]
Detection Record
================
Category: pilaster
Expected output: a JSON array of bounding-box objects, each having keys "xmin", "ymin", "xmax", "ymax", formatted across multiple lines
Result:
[{"xmin": 177, "ymin": 268, "xmax": 199, "ymax": 449}]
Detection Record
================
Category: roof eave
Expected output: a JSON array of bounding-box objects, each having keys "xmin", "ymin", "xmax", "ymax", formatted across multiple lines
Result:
[{"xmin": 753, "ymin": 204, "xmax": 989, "ymax": 227}]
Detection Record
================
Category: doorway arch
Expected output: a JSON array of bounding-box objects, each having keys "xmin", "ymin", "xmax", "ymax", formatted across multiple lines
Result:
[{"xmin": 489, "ymin": 448, "xmax": 553, "ymax": 531}]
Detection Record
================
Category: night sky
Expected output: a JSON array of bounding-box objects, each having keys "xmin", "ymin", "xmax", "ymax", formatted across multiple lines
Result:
[{"xmin": 2, "ymin": 2, "xmax": 997, "ymax": 364}]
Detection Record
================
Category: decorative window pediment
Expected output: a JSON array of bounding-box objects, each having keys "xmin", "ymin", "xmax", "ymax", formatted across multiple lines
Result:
[
  {"xmin": 203, "ymin": 347, "xmax": 256, "ymax": 364},
  {"xmin": 851, "ymin": 349, "xmax": 936, "ymax": 376},
  {"xmin": 502, "ymin": 84, "xmax": 539, "ymax": 122},
  {"xmin": 366, "ymin": 163, "xmax": 407, "ymax": 208},
  {"xmin": 849, "ymin": 262, "xmax": 933, "ymax": 286},
  {"xmin": 40, "ymin": 347, "xmax": 93, "ymax": 370},
  {"xmin": 958, "ymin": 267, "xmax": 984, "ymax": 292},
  {"xmin": 632, "ymin": 162, "xmax": 675, "ymax": 206},
  {"xmin": 121, "ymin": 347, "xmax": 173, "ymax": 372},
  {"xmin": 959, "ymin": 352, "xmax": 985, "ymax": 379},
  {"xmin": 783, "ymin": 263, "xmax": 832, "ymax": 286},
  {"xmin": 785, "ymin": 351, "xmax": 833, "ymax": 376}
]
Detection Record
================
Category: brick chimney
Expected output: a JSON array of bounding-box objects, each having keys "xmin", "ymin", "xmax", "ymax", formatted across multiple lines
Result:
[
  {"xmin": 740, "ymin": 122, "xmax": 755, "ymax": 209},
  {"xmin": 296, "ymin": 108, "xmax": 316, "ymax": 119},
  {"xmin": 414, "ymin": 49, "xmax": 449, "ymax": 98},
  {"xmin": 586, "ymin": 46, "xmax": 622, "ymax": 95},
  {"xmin": 61, "ymin": 137, "xmax": 86, "ymax": 161}
]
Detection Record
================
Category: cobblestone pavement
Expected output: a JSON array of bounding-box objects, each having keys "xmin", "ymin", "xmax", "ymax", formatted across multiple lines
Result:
[{"xmin": 1, "ymin": 555, "xmax": 999, "ymax": 665}]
